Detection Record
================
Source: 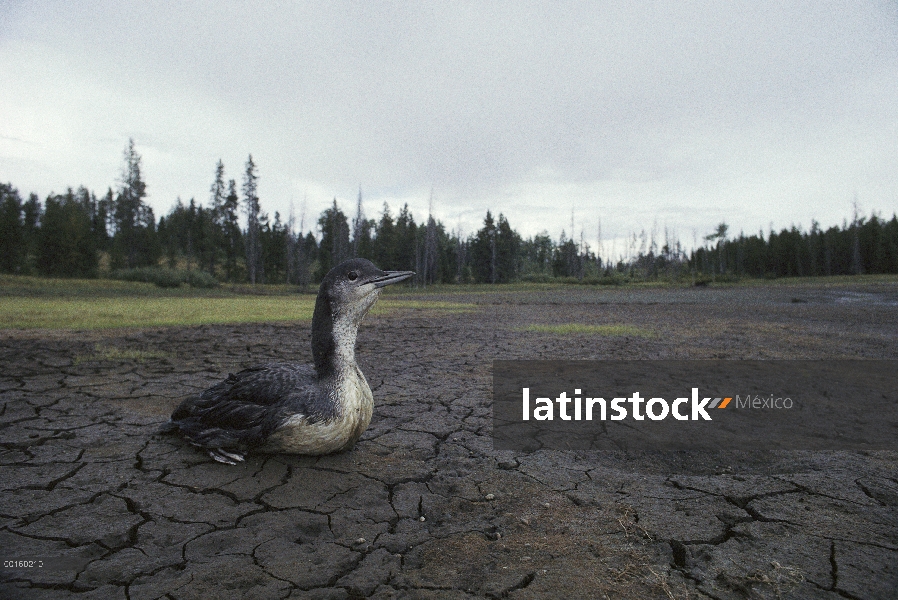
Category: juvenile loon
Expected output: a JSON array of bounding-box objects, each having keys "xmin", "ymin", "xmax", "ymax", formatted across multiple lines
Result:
[{"xmin": 162, "ymin": 258, "xmax": 414, "ymax": 464}]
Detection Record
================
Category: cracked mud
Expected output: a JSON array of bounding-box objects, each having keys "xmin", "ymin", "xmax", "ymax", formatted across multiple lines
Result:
[{"xmin": 2, "ymin": 283, "xmax": 897, "ymax": 599}]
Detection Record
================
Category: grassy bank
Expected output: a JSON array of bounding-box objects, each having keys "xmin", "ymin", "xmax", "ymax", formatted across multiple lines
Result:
[
  {"xmin": 2, "ymin": 272, "xmax": 895, "ymax": 330},
  {"xmin": 0, "ymin": 274, "xmax": 474, "ymax": 329},
  {"xmin": 0, "ymin": 296, "xmax": 318, "ymax": 330}
]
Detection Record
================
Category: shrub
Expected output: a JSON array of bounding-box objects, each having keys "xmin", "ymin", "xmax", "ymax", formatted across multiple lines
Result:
[
  {"xmin": 185, "ymin": 270, "xmax": 219, "ymax": 288},
  {"xmin": 110, "ymin": 267, "xmax": 219, "ymax": 288}
]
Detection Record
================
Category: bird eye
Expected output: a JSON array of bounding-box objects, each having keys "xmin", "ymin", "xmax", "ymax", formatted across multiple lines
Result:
[{"xmin": 347, "ymin": 271, "xmax": 358, "ymax": 281}]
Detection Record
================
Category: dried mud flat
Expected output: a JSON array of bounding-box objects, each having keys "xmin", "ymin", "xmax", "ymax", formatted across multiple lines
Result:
[{"xmin": 1, "ymin": 282, "xmax": 897, "ymax": 599}]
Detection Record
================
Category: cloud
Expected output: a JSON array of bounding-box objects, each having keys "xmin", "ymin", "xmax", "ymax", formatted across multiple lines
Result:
[{"xmin": 1, "ymin": 1, "xmax": 896, "ymax": 249}]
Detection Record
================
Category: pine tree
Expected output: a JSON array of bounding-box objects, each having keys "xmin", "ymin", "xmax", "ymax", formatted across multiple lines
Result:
[
  {"xmin": 495, "ymin": 214, "xmax": 520, "ymax": 282},
  {"xmin": 261, "ymin": 211, "xmax": 290, "ymax": 283},
  {"xmin": 243, "ymin": 155, "xmax": 262, "ymax": 284},
  {"xmin": 222, "ymin": 179, "xmax": 242, "ymax": 282},
  {"xmin": 207, "ymin": 160, "xmax": 227, "ymax": 276},
  {"xmin": 87, "ymin": 190, "xmax": 109, "ymax": 253},
  {"xmin": 99, "ymin": 189, "xmax": 115, "ymax": 248},
  {"xmin": 111, "ymin": 139, "xmax": 157, "ymax": 268},
  {"xmin": 455, "ymin": 228, "xmax": 468, "ymax": 283},
  {"xmin": 194, "ymin": 201, "xmax": 216, "ymax": 274},
  {"xmin": 394, "ymin": 204, "xmax": 417, "ymax": 273},
  {"xmin": 469, "ymin": 211, "xmax": 518, "ymax": 283},
  {"xmin": 161, "ymin": 198, "xmax": 186, "ymax": 268},
  {"xmin": 22, "ymin": 192, "xmax": 42, "ymax": 271},
  {"xmin": 36, "ymin": 191, "xmax": 98, "ymax": 277},
  {"xmin": 316, "ymin": 199, "xmax": 350, "ymax": 279},
  {"xmin": 285, "ymin": 200, "xmax": 314, "ymax": 287},
  {"xmin": 0, "ymin": 184, "xmax": 24, "ymax": 273},
  {"xmin": 851, "ymin": 201, "xmax": 863, "ymax": 275},
  {"xmin": 186, "ymin": 198, "xmax": 197, "ymax": 270},
  {"xmin": 373, "ymin": 203, "xmax": 396, "ymax": 270},
  {"xmin": 470, "ymin": 211, "xmax": 497, "ymax": 283}
]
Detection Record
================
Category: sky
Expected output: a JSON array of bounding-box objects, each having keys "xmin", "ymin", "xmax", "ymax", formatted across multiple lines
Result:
[{"xmin": 1, "ymin": 1, "xmax": 897, "ymax": 258}]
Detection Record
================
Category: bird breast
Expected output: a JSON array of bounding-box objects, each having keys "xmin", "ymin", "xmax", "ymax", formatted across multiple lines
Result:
[{"xmin": 260, "ymin": 365, "xmax": 374, "ymax": 455}]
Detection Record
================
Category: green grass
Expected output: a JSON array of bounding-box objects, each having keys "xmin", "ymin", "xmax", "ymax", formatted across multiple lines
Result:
[
  {"xmin": 521, "ymin": 323, "xmax": 656, "ymax": 338},
  {"xmin": 3, "ymin": 271, "xmax": 894, "ymax": 330},
  {"xmin": 0, "ymin": 274, "xmax": 236, "ymax": 298},
  {"xmin": 0, "ymin": 274, "xmax": 477, "ymax": 330},
  {"xmin": 6, "ymin": 272, "xmax": 895, "ymax": 299},
  {"xmin": 0, "ymin": 296, "xmax": 319, "ymax": 329},
  {"xmin": 0, "ymin": 296, "xmax": 477, "ymax": 330}
]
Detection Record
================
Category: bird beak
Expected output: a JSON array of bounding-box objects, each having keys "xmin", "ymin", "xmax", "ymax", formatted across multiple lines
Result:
[{"xmin": 370, "ymin": 270, "xmax": 415, "ymax": 288}]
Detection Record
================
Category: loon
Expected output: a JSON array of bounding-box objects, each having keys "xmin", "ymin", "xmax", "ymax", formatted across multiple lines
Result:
[{"xmin": 162, "ymin": 258, "xmax": 414, "ymax": 464}]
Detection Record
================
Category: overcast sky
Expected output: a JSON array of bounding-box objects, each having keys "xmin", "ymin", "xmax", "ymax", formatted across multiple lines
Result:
[{"xmin": 2, "ymin": 1, "xmax": 897, "ymax": 256}]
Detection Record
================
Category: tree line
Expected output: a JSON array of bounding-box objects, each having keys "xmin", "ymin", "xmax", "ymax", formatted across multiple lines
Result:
[
  {"xmin": 2, "ymin": 140, "xmax": 897, "ymax": 285},
  {"xmin": 689, "ymin": 214, "xmax": 898, "ymax": 279}
]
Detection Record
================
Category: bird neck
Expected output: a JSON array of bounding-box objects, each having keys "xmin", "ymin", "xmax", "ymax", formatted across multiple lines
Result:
[{"xmin": 311, "ymin": 293, "xmax": 360, "ymax": 379}]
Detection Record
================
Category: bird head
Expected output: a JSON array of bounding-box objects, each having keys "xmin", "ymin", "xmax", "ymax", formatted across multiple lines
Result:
[{"xmin": 318, "ymin": 258, "xmax": 415, "ymax": 327}]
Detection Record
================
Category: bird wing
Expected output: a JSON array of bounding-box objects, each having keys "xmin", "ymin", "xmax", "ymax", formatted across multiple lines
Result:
[{"xmin": 167, "ymin": 363, "xmax": 333, "ymax": 449}]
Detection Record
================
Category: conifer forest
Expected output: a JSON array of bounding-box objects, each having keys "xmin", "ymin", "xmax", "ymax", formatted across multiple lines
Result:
[{"xmin": 2, "ymin": 140, "xmax": 897, "ymax": 287}]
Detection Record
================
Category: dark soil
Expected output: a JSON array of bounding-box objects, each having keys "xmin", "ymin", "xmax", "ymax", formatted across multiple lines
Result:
[{"xmin": 1, "ymin": 281, "xmax": 897, "ymax": 599}]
